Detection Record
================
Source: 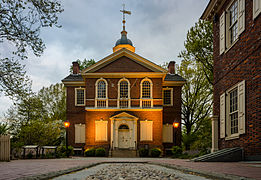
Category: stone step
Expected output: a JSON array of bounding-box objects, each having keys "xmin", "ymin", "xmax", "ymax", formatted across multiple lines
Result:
[
  {"xmin": 111, "ymin": 150, "xmax": 138, "ymax": 158},
  {"xmin": 192, "ymin": 147, "xmax": 243, "ymax": 162}
]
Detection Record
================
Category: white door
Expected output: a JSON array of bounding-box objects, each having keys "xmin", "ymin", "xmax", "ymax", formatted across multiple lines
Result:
[{"xmin": 118, "ymin": 124, "xmax": 130, "ymax": 149}]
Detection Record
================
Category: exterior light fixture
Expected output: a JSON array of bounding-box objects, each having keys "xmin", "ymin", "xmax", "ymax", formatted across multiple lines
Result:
[{"xmin": 64, "ymin": 120, "xmax": 70, "ymax": 158}]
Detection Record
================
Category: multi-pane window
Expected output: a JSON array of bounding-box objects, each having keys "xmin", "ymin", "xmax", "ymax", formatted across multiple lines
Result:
[
  {"xmin": 120, "ymin": 81, "xmax": 128, "ymax": 98},
  {"xmin": 97, "ymin": 81, "xmax": 106, "ymax": 98},
  {"xmin": 75, "ymin": 88, "xmax": 85, "ymax": 106},
  {"xmin": 229, "ymin": 88, "xmax": 238, "ymax": 134},
  {"xmin": 119, "ymin": 80, "xmax": 129, "ymax": 108},
  {"xmin": 142, "ymin": 81, "xmax": 151, "ymax": 98},
  {"xmin": 163, "ymin": 89, "xmax": 172, "ymax": 105},
  {"xmin": 96, "ymin": 79, "xmax": 107, "ymax": 108},
  {"xmin": 229, "ymin": 1, "xmax": 238, "ymax": 44}
]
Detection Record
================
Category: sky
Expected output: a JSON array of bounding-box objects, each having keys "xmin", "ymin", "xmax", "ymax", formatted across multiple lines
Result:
[{"xmin": 0, "ymin": 0, "xmax": 209, "ymax": 119}]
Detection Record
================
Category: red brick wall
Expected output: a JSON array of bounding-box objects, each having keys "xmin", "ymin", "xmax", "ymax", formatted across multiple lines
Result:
[
  {"xmin": 84, "ymin": 110, "xmax": 163, "ymax": 149},
  {"xmin": 213, "ymin": 0, "xmax": 261, "ymax": 158},
  {"xmin": 96, "ymin": 56, "xmax": 154, "ymax": 72},
  {"xmin": 163, "ymin": 86, "xmax": 182, "ymax": 147}
]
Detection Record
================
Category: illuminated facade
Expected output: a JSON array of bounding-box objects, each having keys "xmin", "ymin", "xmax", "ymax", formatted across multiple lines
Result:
[{"xmin": 62, "ymin": 11, "xmax": 185, "ymax": 154}]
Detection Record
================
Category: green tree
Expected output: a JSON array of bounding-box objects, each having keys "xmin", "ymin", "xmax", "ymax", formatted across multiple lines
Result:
[
  {"xmin": 38, "ymin": 83, "xmax": 66, "ymax": 121},
  {"xmin": 179, "ymin": 20, "xmax": 213, "ymax": 85},
  {"xmin": 70, "ymin": 59, "xmax": 96, "ymax": 73},
  {"xmin": 5, "ymin": 83, "xmax": 66, "ymax": 146},
  {"xmin": 0, "ymin": 0, "xmax": 63, "ymax": 99},
  {"xmin": 177, "ymin": 60, "xmax": 212, "ymax": 150},
  {"xmin": 0, "ymin": 122, "xmax": 9, "ymax": 135}
]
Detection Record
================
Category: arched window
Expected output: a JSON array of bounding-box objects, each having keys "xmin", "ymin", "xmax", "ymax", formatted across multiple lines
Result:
[
  {"xmin": 118, "ymin": 78, "xmax": 130, "ymax": 108},
  {"xmin": 142, "ymin": 80, "xmax": 151, "ymax": 98},
  {"xmin": 95, "ymin": 78, "xmax": 108, "ymax": 107},
  {"xmin": 140, "ymin": 78, "xmax": 153, "ymax": 108},
  {"xmin": 97, "ymin": 81, "xmax": 106, "ymax": 98}
]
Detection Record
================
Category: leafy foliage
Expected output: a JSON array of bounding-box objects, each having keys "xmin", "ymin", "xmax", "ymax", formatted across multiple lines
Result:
[
  {"xmin": 171, "ymin": 146, "xmax": 183, "ymax": 158},
  {"xmin": 5, "ymin": 83, "xmax": 66, "ymax": 147},
  {"xmin": 70, "ymin": 59, "xmax": 96, "ymax": 73},
  {"xmin": 84, "ymin": 148, "xmax": 96, "ymax": 157},
  {"xmin": 0, "ymin": 0, "xmax": 63, "ymax": 99},
  {"xmin": 0, "ymin": 122, "xmax": 9, "ymax": 135},
  {"xmin": 179, "ymin": 20, "xmax": 213, "ymax": 85},
  {"xmin": 57, "ymin": 145, "xmax": 74, "ymax": 158},
  {"xmin": 139, "ymin": 148, "xmax": 149, "ymax": 157},
  {"xmin": 150, "ymin": 148, "xmax": 162, "ymax": 157},
  {"xmin": 177, "ymin": 60, "xmax": 212, "ymax": 150},
  {"xmin": 95, "ymin": 147, "xmax": 106, "ymax": 157}
]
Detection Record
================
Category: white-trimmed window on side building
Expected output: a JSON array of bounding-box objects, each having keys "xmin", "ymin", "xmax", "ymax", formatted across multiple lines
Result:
[
  {"xmin": 95, "ymin": 78, "xmax": 108, "ymax": 108},
  {"xmin": 118, "ymin": 78, "xmax": 130, "ymax": 108},
  {"xmin": 163, "ymin": 88, "xmax": 173, "ymax": 106},
  {"xmin": 140, "ymin": 78, "xmax": 153, "ymax": 108},
  {"xmin": 75, "ymin": 88, "xmax": 85, "ymax": 106},
  {"xmin": 220, "ymin": 80, "xmax": 245, "ymax": 140},
  {"xmin": 220, "ymin": 0, "xmax": 245, "ymax": 54}
]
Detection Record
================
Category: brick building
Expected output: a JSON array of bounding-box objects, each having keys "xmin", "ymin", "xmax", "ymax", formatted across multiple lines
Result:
[
  {"xmin": 202, "ymin": 0, "xmax": 261, "ymax": 160},
  {"xmin": 62, "ymin": 18, "xmax": 185, "ymax": 155}
]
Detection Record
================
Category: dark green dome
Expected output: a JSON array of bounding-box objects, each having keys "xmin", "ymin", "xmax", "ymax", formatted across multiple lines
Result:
[{"xmin": 115, "ymin": 30, "xmax": 133, "ymax": 46}]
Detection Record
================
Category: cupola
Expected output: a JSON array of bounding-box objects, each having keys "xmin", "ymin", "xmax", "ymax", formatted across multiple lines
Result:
[{"xmin": 113, "ymin": 5, "xmax": 135, "ymax": 53}]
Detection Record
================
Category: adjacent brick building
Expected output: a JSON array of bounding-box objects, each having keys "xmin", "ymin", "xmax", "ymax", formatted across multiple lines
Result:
[
  {"xmin": 202, "ymin": 0, "xmax": 261, "ymax": 160},
  {"xmin": 62, "ymin": 23, "xmax": 185, "ymax": 154}
]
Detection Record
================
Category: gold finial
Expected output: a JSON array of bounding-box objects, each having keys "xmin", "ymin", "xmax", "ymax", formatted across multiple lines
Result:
[{"xmin": 120, "ymin": 4, "xmax": 131, "ymax": 31}]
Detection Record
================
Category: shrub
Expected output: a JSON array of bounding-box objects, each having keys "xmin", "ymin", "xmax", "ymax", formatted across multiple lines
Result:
[
  {"xmin": 95, "ymin": 147, "xmax": 106, "ymax": 157},
  {"xmin": 84, "ymin": 148, "xmax": 96, "ymax": 157},
  {"xmin": 26, "ymin": 152, "xmax": 33, "ymax": 159},
  {"xmin": 57, "ymin": 145, "xmax": 74, "ymax": 158},
  {"xmin": 139, "ymin": 148, "xmax": 149, "ymax": 157},
  {"xmin": 150, "ymin": 148, "xmax": 162, "ymax": 157},
  {"xmin": 171, "ymin": 146, "xmax": 182, "ymax": 158}
]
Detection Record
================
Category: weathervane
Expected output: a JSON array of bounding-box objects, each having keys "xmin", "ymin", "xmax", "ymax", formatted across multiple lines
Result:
[{"xmin": 120, "ymin": 4, "xmax": 131, "ymax": 31}]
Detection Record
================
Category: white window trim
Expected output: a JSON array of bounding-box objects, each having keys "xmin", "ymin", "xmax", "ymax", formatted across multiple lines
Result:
[
  {"xmin": 253, "ymin": 0, "xmax": 261, "ymax": 20},
  {"xmin": 225, "ymin": 86, "xmax": 240, "ymax": 139},
  {"xmin": 117, "ymin": 77, "xmax": 131, "ymax": 108},
  {"xmin": 220, "ymin": 0, "xmax": 245, "ymax": 54},
  {"xmin": 140, "ymin": 77, "xmax": 153, "ymax": 108},
  {"xmin": 163, "ymin": 88, "xmax": 173, "ymax": 106},
  {"xmin": 222, "ymin": 80, "xmax": 245, "ymax": 141},
  {"xmin": 75, "ymin": 88, "xmax": 86, "ymax": 106},
  {"xmin": 95, "ymin": 78, "xmax": 108, "ymax": 107}
]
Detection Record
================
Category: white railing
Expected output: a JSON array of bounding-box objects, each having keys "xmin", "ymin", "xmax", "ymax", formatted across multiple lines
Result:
[
  {"xmin": 96, "ymin": 99, "xmax": 107, "ymax": 107},
  {"xmin": 140, "ymin": 99, "xmax": 153, "ymax": 108},
  {"xmin": 0, "ymin": 135, "xmax": 10, "ymax": 161},
  {"xmin": 119, "ymin": 99, "xmax": 129, "ymax": 108}
]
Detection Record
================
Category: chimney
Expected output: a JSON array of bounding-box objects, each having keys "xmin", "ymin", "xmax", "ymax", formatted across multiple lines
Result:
[
  {"xmin": 168, "ymin": 61, "xmax": 176, "ymax": 74},
  {"xmin": 72, "ymin": 61, "xmax": 80, "ymax": 74}
]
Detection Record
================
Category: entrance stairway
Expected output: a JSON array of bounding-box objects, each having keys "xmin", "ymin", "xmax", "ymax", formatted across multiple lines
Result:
[
  {"xmin": 192, "ymin": 147, "xmax": 243, "ymax": 162},
  {"xmin": 110, "ymin": 149, "xmax": 138, "ymax": 158}
]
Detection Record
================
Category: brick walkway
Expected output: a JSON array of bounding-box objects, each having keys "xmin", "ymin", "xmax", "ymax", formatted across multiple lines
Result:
[{"xmin": 0, "ymin": 158, "xmax": 260, "ymax": 180}]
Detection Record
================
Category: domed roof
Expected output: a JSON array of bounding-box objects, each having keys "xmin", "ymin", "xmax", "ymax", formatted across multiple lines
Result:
[{"xmin": 115, "ymin": 30, "xmax": 133, "ymax": 46}]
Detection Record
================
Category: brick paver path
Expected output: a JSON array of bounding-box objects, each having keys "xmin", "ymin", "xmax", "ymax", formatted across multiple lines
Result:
[
  {"xmin": 150, "ymin": 159, "xmax": 261, "ymax": 180},
  {"xmin": 0, "ymin": 157, "xmax": 260, "ymax": 180}
]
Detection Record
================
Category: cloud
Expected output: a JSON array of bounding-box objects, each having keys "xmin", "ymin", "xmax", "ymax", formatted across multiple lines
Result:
[{"xmin": 0, "ymin": 0, "xmax": 209, "ymax": 116}]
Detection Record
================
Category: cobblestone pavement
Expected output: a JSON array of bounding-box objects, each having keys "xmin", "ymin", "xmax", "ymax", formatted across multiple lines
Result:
[{"xmin": 54, "ymin": 163, "xmax": 211, "ymax": 180}]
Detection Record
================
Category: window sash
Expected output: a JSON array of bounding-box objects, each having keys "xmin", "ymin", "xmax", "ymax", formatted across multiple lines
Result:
[
  {"xmin": 229, "ymin": 88, "xmax": 239, "ymax": 135},
  {"xmin": 163, "ymin": 89, "xmax": 172, "ymax": 105},
  {"xmin": 142, "ymin": 81, "xmax": 151, "ymax": 98}
]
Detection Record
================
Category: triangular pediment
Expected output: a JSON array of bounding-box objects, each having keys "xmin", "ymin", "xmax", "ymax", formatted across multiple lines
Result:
[
  {"xmin": 82, "ymin": 48, "xmax": 167, "ymax": 74},
  {"xmin": 110, "ymin": 111, "xmax": 138, "ymax": 121}
]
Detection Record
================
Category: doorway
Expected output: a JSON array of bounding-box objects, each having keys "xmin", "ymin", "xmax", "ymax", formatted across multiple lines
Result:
[{"xmin": 118, "ymin": 124, "xmax": 130, "ymax": 149}]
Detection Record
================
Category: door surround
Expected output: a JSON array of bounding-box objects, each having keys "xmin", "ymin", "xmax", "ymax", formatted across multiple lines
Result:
[{"xmin": 110, "ymin": 112, "xmax": 138, "ymax": 150}]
